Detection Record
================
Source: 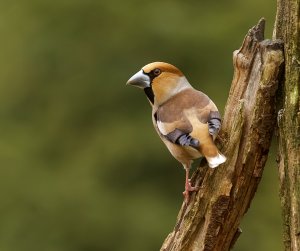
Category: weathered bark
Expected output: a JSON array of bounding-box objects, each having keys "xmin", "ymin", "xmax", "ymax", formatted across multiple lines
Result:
[
  {"xmin": 160, "ymin": 19, "xmax": 284, "ymax": 251},
  {"xmin": 273, "ymin": 0, "xmax": 300, "ymax": 250}
]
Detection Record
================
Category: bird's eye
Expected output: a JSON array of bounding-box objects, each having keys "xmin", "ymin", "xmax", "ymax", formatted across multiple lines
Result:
[{"xmin": 153, "ymin": 68, "xmax": 161, "ymax": 76}]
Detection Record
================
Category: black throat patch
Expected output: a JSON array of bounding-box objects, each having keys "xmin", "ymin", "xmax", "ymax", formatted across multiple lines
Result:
[{"xmin": 144, "ymin": 87, "xmax": 154, "ymax": 104}]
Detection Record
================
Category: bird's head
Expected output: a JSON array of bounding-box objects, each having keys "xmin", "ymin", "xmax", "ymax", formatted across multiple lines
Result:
[{"xmin": 126, "ymin": 62, "xmax": 191, "ymax": 106}]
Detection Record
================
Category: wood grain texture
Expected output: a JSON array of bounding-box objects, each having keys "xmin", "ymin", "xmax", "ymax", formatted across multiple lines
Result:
[
  {"xmin": 160, "ymin": 19, "xmax": 284, "ymax": 251},
  {"xmin": 273, "ymin": 0, "xmax": 300, "ymax": 250}
]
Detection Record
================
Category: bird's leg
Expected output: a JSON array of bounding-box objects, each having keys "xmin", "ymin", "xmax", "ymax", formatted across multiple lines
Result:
[{"xmin": 182, "ymin": 162, "xmax": 198, "ymax": 203}]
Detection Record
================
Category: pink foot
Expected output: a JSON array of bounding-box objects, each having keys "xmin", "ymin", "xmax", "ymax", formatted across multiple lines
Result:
[{"xmin": 183, "ymin": 179, "xmax": 199, "ymax": 204}]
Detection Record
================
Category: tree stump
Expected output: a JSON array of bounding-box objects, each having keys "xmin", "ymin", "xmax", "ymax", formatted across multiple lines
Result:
[{"xmin": 160, "ymin": 18, "xmax": 284, "ymax": 251}]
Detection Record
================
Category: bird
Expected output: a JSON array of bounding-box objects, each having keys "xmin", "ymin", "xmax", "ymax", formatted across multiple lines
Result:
[{"xmin": 126, "ymin": 62, "xmax": 226, "ymax": 203}]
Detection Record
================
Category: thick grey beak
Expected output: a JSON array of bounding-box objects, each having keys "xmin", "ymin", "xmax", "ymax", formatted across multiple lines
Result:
[{"xmin": 126, "ymin": 70, "xmax": 150, "ymax": 89}]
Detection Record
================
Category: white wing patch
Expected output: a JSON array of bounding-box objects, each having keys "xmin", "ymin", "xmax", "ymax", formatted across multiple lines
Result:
[{"xmin": 156, "ymin": 120, "xmax": 169, "ymax": 135}]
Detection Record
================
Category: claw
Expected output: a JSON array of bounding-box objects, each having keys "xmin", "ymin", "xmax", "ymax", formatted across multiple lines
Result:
[
  {"xmin": 183, "ymin": 179, "xmax": 199, "ymax": 204},
  {"xmin": 183, "ymin": 162, "xmax": 199, "ymax": 204}
]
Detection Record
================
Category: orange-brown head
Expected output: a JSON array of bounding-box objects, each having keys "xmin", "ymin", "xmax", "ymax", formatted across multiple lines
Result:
[{"xmin": 126, "ymin": 62, "xmax": 192, "ymax": 106}]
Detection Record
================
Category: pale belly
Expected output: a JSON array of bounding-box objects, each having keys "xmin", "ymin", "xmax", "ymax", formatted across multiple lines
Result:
[{"xmin": 162, "ymin": 138, "xmax": 202, "ymax": 164}]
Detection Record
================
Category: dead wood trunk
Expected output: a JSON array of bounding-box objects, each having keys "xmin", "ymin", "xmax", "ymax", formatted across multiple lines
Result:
[
  {"xmin": 160, "ymin": 19, "xmax": 284, "ymax": 251},
  {"xmin": 273, "ymin": 0, "xmax": 300, "ymax": 250}
]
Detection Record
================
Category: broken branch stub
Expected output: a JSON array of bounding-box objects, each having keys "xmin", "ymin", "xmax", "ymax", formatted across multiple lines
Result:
[{"xmin": 161, "ymin": 18, "xmax": 284, "ymax": 251}]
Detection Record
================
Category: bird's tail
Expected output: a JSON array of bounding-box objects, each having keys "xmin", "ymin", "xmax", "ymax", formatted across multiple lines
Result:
[{"xmin": 206, "ymin": 152, "xmax": 226, "ymax": 168}]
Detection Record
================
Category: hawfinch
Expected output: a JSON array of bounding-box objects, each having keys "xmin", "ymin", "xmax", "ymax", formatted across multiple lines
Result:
[{"xmin": 126, "ymin": 62, "xmax": 226, "ymax": 202}]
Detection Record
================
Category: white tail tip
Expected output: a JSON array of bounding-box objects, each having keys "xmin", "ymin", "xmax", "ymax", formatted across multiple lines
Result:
[{"xmin": 206, "ymin": 153, "xmax": 226, "ymax": 168}]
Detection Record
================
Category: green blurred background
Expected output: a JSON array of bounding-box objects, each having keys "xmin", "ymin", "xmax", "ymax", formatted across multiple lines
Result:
[{"xmin": 0, "ymin": 1, "xmax": 282, "ymax": 250}]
